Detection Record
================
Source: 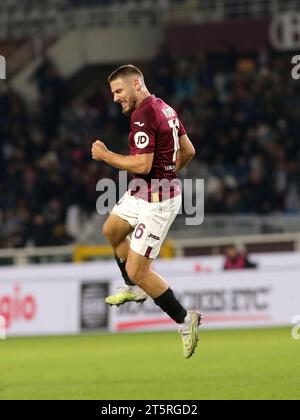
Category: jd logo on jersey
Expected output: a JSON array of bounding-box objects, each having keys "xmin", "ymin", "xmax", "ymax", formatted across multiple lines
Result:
[{"xmin": 134, "ymin": 131, "xmax": 150, "ymax": 149}]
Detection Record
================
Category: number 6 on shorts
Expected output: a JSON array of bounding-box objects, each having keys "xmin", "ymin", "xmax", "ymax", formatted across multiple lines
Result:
[{"xmin": 134, "ymin": 223, "xmax": 146, "ymax": 240}]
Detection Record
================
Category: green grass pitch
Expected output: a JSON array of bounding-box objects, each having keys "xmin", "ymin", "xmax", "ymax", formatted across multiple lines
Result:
[{"xmin": 0, "ymin": 328, "xmax": 299, "ymax": 400}]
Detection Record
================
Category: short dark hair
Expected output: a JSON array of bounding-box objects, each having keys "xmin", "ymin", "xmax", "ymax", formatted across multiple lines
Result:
[{"xmin": 107, "ymin": 64, "xmax": 144, "ymax": 83}]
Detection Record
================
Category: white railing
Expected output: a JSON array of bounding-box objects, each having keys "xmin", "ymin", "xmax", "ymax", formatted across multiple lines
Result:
[
  {"xmin": 200, "ymin": 0, "xmax": 300, "ymax": 19},
  {"xmin": 0, "ymin": 245, "xmax": 75, "ymax": 266},
  {"xmin": 172, "ymin": 232, "xmax": 300, "ymax": 257},
  {"xmin": 171, "ymin": 214, "xmax": 300, "ymax": 237},
  {"xmin": 1, "ymin": 232, "xmax": 300, "ymax": 265},
  {"xmin": 0, "ymin": 0, "xmax": 299, "ymax": 40}
]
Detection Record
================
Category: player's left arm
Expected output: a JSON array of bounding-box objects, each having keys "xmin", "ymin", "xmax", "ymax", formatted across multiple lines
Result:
[
  {"xmin": 92, "ymin": 140, "xmax": 154, "ymax": 175},
  {"xmin": 176, "ymin": 134, "xmax": 196, "ymax": 172}
]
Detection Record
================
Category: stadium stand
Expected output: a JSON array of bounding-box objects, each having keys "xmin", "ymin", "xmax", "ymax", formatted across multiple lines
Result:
[
  {"xmin": 0, "ymin": 0, "xmax": 298, "ymax": 40},
  {"xmin": 1, "ymin": 45, "xmax": 299, "ymax": 248},
  {"xmin": 0, "ymin": 0, "xmax": 300, "ymax": 251}
]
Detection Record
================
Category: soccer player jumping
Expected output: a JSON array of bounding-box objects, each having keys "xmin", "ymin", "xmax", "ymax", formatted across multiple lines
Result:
[{"xmin": 91, "ymin": 65, "xmax": 202, "ymax": 358}]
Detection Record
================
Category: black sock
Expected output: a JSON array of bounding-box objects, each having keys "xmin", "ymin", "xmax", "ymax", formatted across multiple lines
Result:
[
  {"xmin": 115, "ymin": 255, "xmax": 135, "ymax": 286},
  {"xmin": 154, "ymin": 288, "xmax": 187, "ymax": 324}
]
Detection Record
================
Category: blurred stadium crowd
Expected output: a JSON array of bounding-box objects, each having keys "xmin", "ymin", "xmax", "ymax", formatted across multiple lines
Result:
[{"xmin": 0, "ymin": 46, "xmax": 299, "ymax": 248}]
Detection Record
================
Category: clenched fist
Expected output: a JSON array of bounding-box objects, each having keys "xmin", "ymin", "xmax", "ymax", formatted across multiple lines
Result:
[{"xmin": 92, "ymin": 140, "xmax": 109, "ymax": 161}]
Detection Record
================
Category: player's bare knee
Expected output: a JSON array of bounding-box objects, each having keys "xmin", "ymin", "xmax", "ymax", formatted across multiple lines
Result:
[
  {"xmin": 102, "ymin": 222, "xmax": 116, "ymax": 245},
  {"xmin": 102, "ymin": 220, "xmax": 111, "ymax": 238}
]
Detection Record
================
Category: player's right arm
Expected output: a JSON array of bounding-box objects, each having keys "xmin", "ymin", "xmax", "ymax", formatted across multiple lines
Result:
[
  {"xmin": 176, "ymin": 134, "xmax": 196, "ymax": 172},
  {"xmin": 91, "ymin": 140, "xmax": 154, "ymax": 175}
]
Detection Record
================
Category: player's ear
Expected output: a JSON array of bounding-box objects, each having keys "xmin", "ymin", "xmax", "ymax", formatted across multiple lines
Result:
[{"xmin": 133, "ymin": 78, "xmax": 142, "ymax": 92}]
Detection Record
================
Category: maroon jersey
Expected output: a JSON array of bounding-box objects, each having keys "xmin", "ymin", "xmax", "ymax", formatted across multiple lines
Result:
[{"xmin": 129, "ymin": 95, "xmax": 186, "ymax": 201}]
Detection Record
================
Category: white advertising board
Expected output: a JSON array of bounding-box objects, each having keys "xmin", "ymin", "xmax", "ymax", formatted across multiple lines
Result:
[
  {"xmin": 0, "ymin": 253, "xmax": 299, "ymax": 336},
  {"xmin": 110, "ymin": 269, "xmax": 300, "ymax": 332},
  {"xmin": 0, "ymin": 263, "xmax": 113, "ymax": 336}
]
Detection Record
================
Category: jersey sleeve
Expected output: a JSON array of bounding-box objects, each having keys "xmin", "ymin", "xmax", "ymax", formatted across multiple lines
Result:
[
  {"xmin": 130, "ymin": 107, "xmax": 158, "ymax": 154},
  {"xmin": 178, "ymin": 119, "xmax": 186, "ymax": 137}
]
